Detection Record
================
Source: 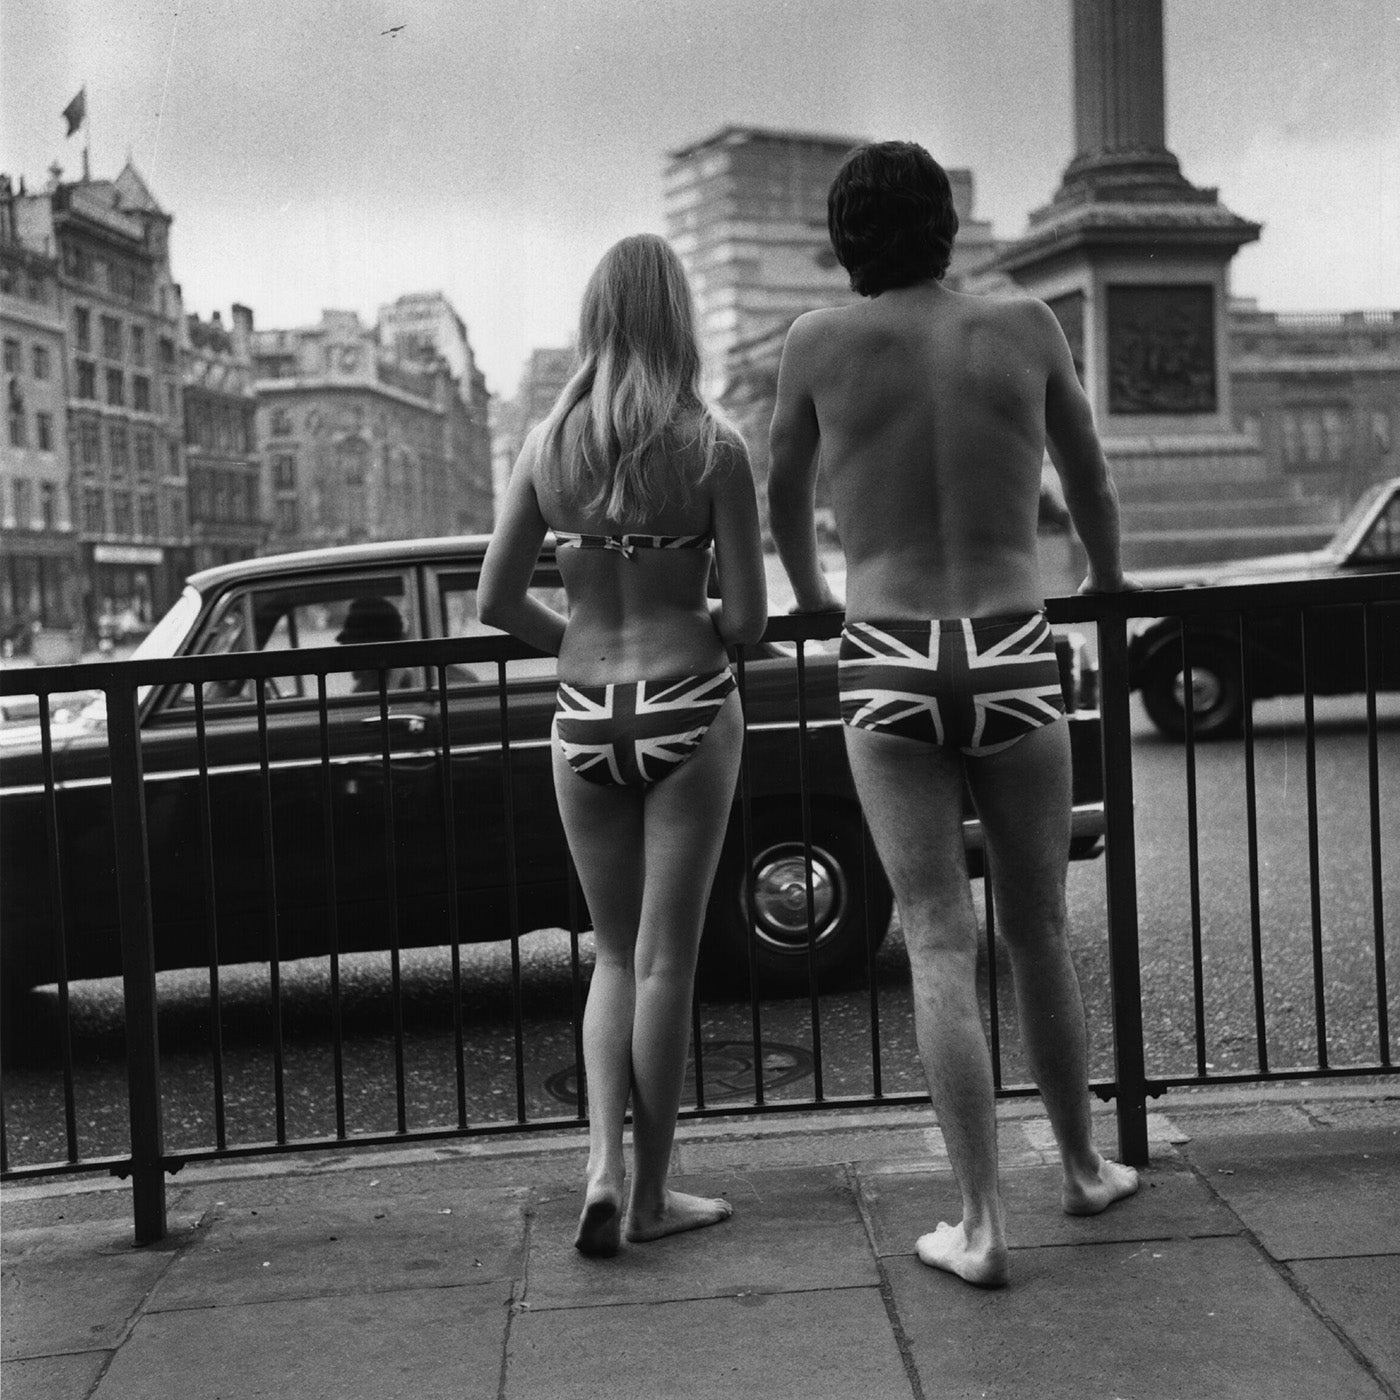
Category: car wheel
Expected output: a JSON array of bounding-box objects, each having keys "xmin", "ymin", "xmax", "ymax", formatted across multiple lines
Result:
[
  {"xmin": 700, "ymin": 801, "xmax": 892, "ymax": 997},
  {"xmin": 1141, "ymin": 643, "xmax": 1244, "ymax": 740}
]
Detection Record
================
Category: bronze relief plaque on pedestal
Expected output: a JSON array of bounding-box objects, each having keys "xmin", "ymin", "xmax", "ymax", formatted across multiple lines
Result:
[{"xmin": 1107, "ymin": 284, "xmax": 1216, "ymax": 414}]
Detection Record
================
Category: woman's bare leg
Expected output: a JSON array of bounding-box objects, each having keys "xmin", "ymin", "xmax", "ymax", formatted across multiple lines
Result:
[
  {"xmin": 624, "ymin": 691, "xmax": 744, "ymax": 1241},
  {"xmin": 552, "ymin": 743, "xmax": 644, "ymax": 1256}
]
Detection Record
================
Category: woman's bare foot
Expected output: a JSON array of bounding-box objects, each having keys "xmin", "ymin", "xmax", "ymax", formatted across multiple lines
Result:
[
  {"xmin": 624, "ymin": 1189, "xmax": 733, "ymax": 1243},
  {"xmin": 1062, "ymin": 1157, "xmax": 1140, "ymax": 1216},
  {"xmin": 915, "ymin": 1220, "xmax": 1010, "ymax": 1288},
  {"xmin": 574, "ymin": 1184, "xmax": 624, "ymax": 1258}
]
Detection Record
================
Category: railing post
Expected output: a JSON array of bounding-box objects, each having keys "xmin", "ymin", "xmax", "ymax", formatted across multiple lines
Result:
[
  {"xmin": 1095, "ymin": 611, "xmax": 1150, "ymax": 1167},
  {"xmin": 106, "ymin": 681, "xmax": 167, "ymax": 1244}
]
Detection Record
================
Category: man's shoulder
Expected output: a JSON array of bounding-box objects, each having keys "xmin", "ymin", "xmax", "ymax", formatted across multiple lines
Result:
[{"xmin": 956, "ymin": 288, "xmax": 1055, "ymax": 328}]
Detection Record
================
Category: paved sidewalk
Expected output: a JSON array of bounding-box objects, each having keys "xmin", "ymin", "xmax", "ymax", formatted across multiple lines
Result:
[{"xmin": 3, "ymin": 1084, "xmax": 1397, "ymax": 1399}]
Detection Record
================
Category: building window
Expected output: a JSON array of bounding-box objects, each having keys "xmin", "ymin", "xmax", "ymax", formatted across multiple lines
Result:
[
  {"xmin": 8, "ymin": 406, "xmax": 25, "ymax": 447},
  {"xmin": 1373, "ymin": 410, "xmax": 1393, "ymax": 456},
  {"xmin": 112, "ymin": 490, "xmax": 133, "ymax": 538},
  {"xmin": 31, "ymin": 344, "xmax": 51, "ymax": 379},
  {"xmin": 83, "ymin": 487, "xmax": 105, "ymax": 533},
  {"xmin": 36, "ymin": 412, "xmax": 54, "ymax": 451},
  {"xmin": 167, "ymin": 441, "xmax": 182, "ymax": 477},
  {"xmin": 167, "ymin": 493, "xmax": 185, "ymax": 539},
  {"xmin": 165, "ymin": 381, "xmax": 179, "ymax": 417},
  {"xmin": 109, "ymin": 423, "xmax": 131, "ymax": 475},
  {"xmin": 73, "ymin": 306, "xmax": 91, "ymax": 351},
  {"xmin": 130, "ymin": 325, "xmax": 146, "ymax": 367},
  {"xmin": 133, "ymin": 375, "xmax": 152, "ymax": 412},
  {"xmin": 245, "ymin": 475, "xmax": 260, "ymax": 520},
  {"xmin": 272, "ymin": 453, "xmax": 296, "ymax": 490},
  {"xmin": 193, "ymin": 470, "xmax": 211, "ymax": 519},
  {"xmin": 271, "ymin": 408, "xmax": 294, "ymax": 436},
  {"xmin": 3, "ymin": 337, "xmax": 19, "ymax": 373},
  {"xmin": 105, "ymin": 368, "xmax": 125, "ymax": 406},
  {"xmin": 135, "ymin": 430, "xmax": 156, "ymax": 477},
  {"xmin": 159, "ymin": 336, "xmax": 175, "ymax": 369},
  {"xmin": 12, "ymin": 478, "xmax": 32, "ymax": 529},
  {"xmin": 40, "ymin": 482, "xmax": 57, "ymax": 530},
  {"xmin": 276, "ymin": 497, "xmax": 299, "ymax": 534},
  {"xmin": 1281, "ymin": 407, "xmax": 1352, "ymax": 471},
  {"xmin": 138, "ymin": 492, "xmax": 158, "ymax": 539},
  {"xmin": 101, "ymin": 315, "xmax": 122, "ymax": 360},
  {"xmin": 77, "ymin": 417, "xmax": 102, "ymax": 468},
  {"xmin": 75, "ymin": 359, "xmax": 97, "ymax": 399}
]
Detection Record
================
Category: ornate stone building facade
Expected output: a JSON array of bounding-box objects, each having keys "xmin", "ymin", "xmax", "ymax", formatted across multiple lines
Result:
[
  {"xmin": 253, "ymin": 310, "xmax": 471, "ymax": 552},
  {"xmin": 183, "ymin": 304, "xmax": 266, "ymax": 570},
  {"xmin": 1, "ymin": 177, "xmax": 76, "ymax": 646}
]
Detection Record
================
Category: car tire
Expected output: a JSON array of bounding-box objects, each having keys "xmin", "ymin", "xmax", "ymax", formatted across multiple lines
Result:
[
  {"xmin": 1141, "ymin": 642, "xmax": 1245, "ymax": 740},
  {"xmin": 700, "ymin": 800, "xmax": 893, "ymax": 997}
]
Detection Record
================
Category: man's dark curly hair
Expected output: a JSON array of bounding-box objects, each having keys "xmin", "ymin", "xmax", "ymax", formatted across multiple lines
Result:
[{"xmin": 827, "ymin": 141, "xmax": 959, "ymax": 296}]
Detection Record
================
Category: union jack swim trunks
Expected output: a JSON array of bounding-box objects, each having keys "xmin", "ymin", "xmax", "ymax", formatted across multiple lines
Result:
[
  {"xmin": 838, "ymin": 613, "xmax": 1065, "ymax": 755},
  {"xmin": 553, "ymin": 667, "xmax": 737, "ymax": 787}
]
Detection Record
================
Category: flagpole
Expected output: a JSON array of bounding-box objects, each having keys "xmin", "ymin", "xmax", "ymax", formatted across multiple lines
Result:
[{"xmin": 83, "ymin": 83, "xmax": 90, "ymax": 181}]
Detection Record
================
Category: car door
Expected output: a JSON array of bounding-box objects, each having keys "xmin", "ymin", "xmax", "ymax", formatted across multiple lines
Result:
[
  {"xmin": 1343, "ymin": 486, "xmax": 1400, "ymax": 687},
  {"xmin": 138, "ymin": 567, "xmax": 439, "ymax": 971},
  {"xmin": 425, "ymin": 558, "xmax": 574, "ymax": 941}
]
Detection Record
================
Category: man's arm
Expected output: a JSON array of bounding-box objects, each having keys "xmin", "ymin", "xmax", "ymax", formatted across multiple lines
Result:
[
  {"xmin": 1039, "ymin": 304, "xmax": 1130, "ymax": 593},
  {"xmin": 767, "ymin": 315, "xmax": 841, "ymax": 612}
]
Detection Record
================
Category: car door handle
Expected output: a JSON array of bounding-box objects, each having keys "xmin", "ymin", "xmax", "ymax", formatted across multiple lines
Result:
[{"xmin": 361, "ymin": 713, "xmax": 427, "ymax": 736}]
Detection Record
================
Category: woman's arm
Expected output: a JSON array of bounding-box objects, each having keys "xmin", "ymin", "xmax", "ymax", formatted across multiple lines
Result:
[
  {"xmin": 478, "ymin": 432, "xmax": 568, "ymax": 652},
  {"xmin": 708, "ymin": 431, "xmax": 768, "ymax": 647}
]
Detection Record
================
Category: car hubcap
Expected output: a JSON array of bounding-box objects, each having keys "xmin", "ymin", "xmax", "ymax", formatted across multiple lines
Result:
[
  {"xmin": 748, "ymin": 843, "xmax": 846, "ymax": 955},
  {"xmin": 1171, "ymin": 666, "xmax": 1222, "ymax": 714}
]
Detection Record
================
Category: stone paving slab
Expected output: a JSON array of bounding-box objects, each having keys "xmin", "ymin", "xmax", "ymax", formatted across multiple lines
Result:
[
  {"xmin": 1181, "ymin": 1127, "xmax": 1400, "ymax": 1259},
  {"xmin": 1, "ymin": 1216, "xmax": 194, "ymax": 1360},
  {"xmin": 148, "ymin": 1186, "xmax": 527, "ymax": 1310},
  {"xmin": 0, "ymin": 1350, "xmax": 110, "ymax": 1399},
  {"xmin": 1290, "ymin": 1256, "xmax": 1400, "ymax": 1386},
  {"xmin": 857, "ymin": 1162, "xmax": 1239, "ymax": 1257},
  {"xmin": 91, "ymin": 1287, "xmax": 508, "ymax": 1400},
  {"xmin": 883, "ymin": 1237, "xmax": 1387, "ymax": 1400},
  {"xmin": 522, "ymin": 1166, "xmax": 877, "ymax": 1310},
  {"xmin": 507, "ymin": 1287, "xmax": 912, "ymax": 1400}
]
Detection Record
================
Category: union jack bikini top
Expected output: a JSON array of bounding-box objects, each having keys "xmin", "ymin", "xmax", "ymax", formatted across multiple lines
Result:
[{"xmin": 553, "ymin": 530, "xmax": 712, "ymax": 560}]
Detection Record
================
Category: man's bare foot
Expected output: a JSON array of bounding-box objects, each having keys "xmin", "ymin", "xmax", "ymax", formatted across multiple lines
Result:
[
  {"xmin": 574, "ymin": 1185, "xmax": 623, "ymax": 1258},
  {"xmin": 1062, "ymin": 1157, "xmax": 1140, "ymax": 1216},
  {"xmin": 915, "ymin": 1221, "xmax": 1010, "ymax": 1288},
  {"xmin": 624, "ymin": 1189, "xmax": 733, "ymax": 1243}
]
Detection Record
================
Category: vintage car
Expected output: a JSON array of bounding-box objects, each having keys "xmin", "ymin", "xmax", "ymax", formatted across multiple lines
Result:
[
  {"xmin": 1129, "ymin": 476, "xmax": 1400, "ymax": 739},
  {"xmin": 0, "ymin": 537, "xmax": 1105, "ymax": 1009}
]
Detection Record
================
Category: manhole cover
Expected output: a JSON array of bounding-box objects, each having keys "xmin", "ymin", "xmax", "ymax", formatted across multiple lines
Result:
[{"xmin": 544, "ymin": 1039, "xmax": 814, "ymax": 1106}]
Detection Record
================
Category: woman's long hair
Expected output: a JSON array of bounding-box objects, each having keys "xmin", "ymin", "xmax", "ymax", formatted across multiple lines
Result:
[{"xmin": 541, "ymin": 234, "xmax": 721, "ymax": 523}]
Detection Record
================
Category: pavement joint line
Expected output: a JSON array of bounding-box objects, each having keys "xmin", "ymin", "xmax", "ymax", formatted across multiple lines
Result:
[{"xmin": 2, "ymin": 1082, "xmax": 1395, "ymax": 1206}]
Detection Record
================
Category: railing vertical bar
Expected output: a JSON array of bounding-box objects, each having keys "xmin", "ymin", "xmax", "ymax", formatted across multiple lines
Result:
[
  {"xmin": 435, "ymin": 666, "xmax": 469, "ymax": 1128},
  {"xmin": 106, "ymin": 678, "xmax": 167, "ymax": 1243},
  {"xmin": 1096, "ymin": 611, "xmax": 1149, "ymax": 1167},
  {"xmin": 863, "ymin": 803, "xmax": 883, "ymax": 1100},
  {"xmin": 564, "ymin": 851, "xmax": 587, "ymax": 1121},
  {"xmin": 1179, "ymin": 625, "xmax": 1208, "ymax": 1078},
  {"xmin": 496, "ymin": 661, "xmax": 528, "ymax": 1122},
  {"xmin": 193, "ymin": 684, "xmax": 227, "ymax": 1150},
  {"xmin": 376, "ymin": 670, "xmax": 407, "ymax": 1135},
  {"xmin": 1362, "ymin": 603, "xmax": 1389, "ymax": 1064},
  {"xmin": 315, "ymin": 672, "xmax": 346, "ymax": 1138},
  {"xmin": 1300, "ymin": 610, "xmax": 1328, "ymax": 1068},
  {"xmin": 794, "ymin": 640, "xmax": 824, "ymax": 1102},
  {"xmin": 1238, "ymin": 617, "xmax": 1269, "ymax": 1074},
  {"xmin": 0, "ymin": 1097, "xmax": 8, "ymax": 1174},
  {"xmin": 37, "ymin": 700, "xmax": 79, "ymax": 1163},
  {"xmin": 983, "ymin": 858, "xmax": 1002, "ymax": 1091},
  {"xmin": 735, "ymin": 648, "xmax": 765, "ymax": 1108},
  {"xmin": 254, "ymin": 677, "xmax": 287, "ymax": 1144}
]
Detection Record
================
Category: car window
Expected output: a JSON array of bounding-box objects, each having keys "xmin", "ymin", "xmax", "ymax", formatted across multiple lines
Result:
[
  {"xmin": 435, "ymin": 568, "xmax": 563, "ymax": 684},
  {"xmin": 166, "ymin": 571, "xmax": 420, "ymax": 709},
  {"xmin": 1353, "ymin": 493, "xmax": 1400, "ymax": 563}
]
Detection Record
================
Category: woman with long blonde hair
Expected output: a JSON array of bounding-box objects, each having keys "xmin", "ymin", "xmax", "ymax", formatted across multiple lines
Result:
[{"xmin": 480, "ymin": 234, "xmax": 767, "ymax": 1256}]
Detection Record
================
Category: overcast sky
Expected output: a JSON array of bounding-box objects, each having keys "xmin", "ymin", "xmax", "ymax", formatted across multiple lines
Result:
[{"xmin": 3, "ymin": 0, "xmax": 1396, "ymax": 396}]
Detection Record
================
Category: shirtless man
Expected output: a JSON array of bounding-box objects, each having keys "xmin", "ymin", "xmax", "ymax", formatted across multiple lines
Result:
[{"xmin": 768, "ymin": 141, "xmax": 1139, "ymax": 1288}]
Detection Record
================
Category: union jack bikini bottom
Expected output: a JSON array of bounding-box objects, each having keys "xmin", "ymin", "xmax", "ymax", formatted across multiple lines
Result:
[
  {"xmin": 553, "ymin": 667, "xmax": 737, "ymax": 788},
  {"xmin": 838, "ymin": 613, "xmax": 1065, "ymax": 756}
]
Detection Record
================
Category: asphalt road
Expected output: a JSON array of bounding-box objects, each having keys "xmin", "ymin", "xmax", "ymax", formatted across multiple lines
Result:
[{"xmin": 3, "ymin": 694, "xmax": 1396, "ymax": 1171}]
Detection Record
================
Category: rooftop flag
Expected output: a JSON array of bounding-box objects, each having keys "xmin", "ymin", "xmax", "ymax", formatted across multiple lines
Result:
[{"xmin": 62, "ymin": 87, "xmax": 86, "ymax": 138}]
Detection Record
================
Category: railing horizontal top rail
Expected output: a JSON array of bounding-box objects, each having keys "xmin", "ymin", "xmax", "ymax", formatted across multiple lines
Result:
[{"xmin": 3, "ymin": 571, "xmax": 1396, "ymax": 700}]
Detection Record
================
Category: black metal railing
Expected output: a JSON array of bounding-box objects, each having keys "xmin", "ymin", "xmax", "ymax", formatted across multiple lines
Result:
[{"xmin": 1, "ymin": 571, "xmax": 1396, "ymax": 1243}]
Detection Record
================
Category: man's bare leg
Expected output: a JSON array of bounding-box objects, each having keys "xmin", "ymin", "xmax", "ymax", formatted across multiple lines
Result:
[
  {"xmin": 966, "ymin": 720, "xmax": 1138, "ymax": 1215},
  {"xmin": 844, "ymin": 726, "xmax": 1010, "ymax": 1287}
]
